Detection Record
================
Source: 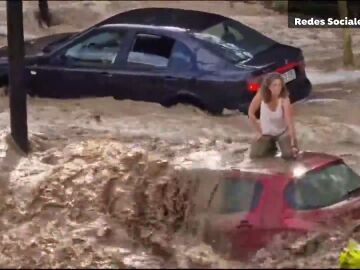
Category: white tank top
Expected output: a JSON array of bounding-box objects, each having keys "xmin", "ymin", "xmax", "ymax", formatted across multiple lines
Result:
[{"xmin": 260, "ymin": 99, "xmax": 287, "ymax": 136}]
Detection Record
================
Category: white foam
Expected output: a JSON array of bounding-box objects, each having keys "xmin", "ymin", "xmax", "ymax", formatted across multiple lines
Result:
[
  {"xmin": 307, "ymin": 69, "xmax": 360, "ymax": 85},
  {"xmin": 304, "ymin": 98, "xmax": 342, "ymax": 104}
]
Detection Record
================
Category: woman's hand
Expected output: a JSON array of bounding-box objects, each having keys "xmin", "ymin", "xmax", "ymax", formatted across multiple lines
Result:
[
  {"xmin": 291, "ymin": 145, "xmax": 299, "ymax": 157},
  {"xmin": 255, "ymin": 132, "xmax": 262, "ymax": 141},
  {"xmin": 283, "ymin": 97, "xmax": 298, "ymax": 154}
]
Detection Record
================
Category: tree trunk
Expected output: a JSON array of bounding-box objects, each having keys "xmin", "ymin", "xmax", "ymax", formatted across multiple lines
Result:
[
  {"xmin": 338, "ymin": 0, "xmax": 354, "ymax": 67},
  {"xmin": 38, "ymin": 0, "xmax": 51, "ymax": 27},
  {"xmin": 6, "ymin": 0, "xmax": 29, "ymax": 154},
  {"xmin": 263, "ymin": 1, "xmax": 273, "ymax": 9}
]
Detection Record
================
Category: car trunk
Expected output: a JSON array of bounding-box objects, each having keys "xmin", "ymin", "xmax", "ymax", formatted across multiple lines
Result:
[
  {"xmin": 236, "ymin": 43, "xmax": 309, "ymax": 105},
  {"xmin": 243, "ymin": 43, "xmax": 305, "ymax": 78}
]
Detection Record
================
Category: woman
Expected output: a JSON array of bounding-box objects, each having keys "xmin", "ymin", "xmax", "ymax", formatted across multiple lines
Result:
[{"xmin": 248, "ymin": 72, "xmax": 299, "ymax": 159}]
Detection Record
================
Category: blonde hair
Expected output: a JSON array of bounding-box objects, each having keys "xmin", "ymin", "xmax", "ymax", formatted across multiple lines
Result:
[{"xmin": 260, "ymin": 72, "xmax": 288, "ymax": 103}]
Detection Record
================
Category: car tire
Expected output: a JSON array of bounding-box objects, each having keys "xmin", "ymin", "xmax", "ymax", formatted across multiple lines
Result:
[
  {"xmin": 28, "ymin": 89, "xmax": 36, "ymax": 97},
  {"xmin": 162, "ymin": 95, "xmax": 222, "ymax": 115},
  {"xmin": 209, "ymin": 106, "xmax": 223, "ymax": 116},
  {"xmin": 0, "ymin": 75, "xmax": 8, "ymax": 95},
  {"xmin": 3, "ymin": 85, "xmax": 8, "ymax": 96}
]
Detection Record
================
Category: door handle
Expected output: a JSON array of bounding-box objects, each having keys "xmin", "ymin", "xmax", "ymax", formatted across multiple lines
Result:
[
  {"xmin": 236, "ymin": 220, "xmax": 253, "ymax": 229},
  {"xmin": 101, "ymin": 72, "xmax": 113, "ymax": 78}
]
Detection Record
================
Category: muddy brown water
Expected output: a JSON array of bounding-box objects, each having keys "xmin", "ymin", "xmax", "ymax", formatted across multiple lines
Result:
[{"xmin": 1, "ymin": 1, "xmax": 360, "ymax": 268}]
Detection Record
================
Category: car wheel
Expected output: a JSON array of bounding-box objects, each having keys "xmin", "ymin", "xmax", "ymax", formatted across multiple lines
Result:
[
  {"xmin": 162, "ymin": 94, "xmax": 204, "ymax": 109},
  {"xmin": 209, "ymin": 106, "xmax": 223, "ymax": 116},
  {"xmin": 0, "ymin": 75, "xmax": 8, "ymax": 96},
  {"xmin": 2, "ymin": 85, "xmax": 8, "ymax": 96},
  {"xmin": 162, "ymin": 95, "xmax": 222, "ymax": 115},
  {"xmin": 27, "ymin": 87, "xmax": 36, "ymax": 97}
]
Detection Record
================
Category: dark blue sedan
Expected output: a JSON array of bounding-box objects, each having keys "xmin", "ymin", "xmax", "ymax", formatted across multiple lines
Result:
[{"xmin": 0, "ymin": 8, "xmax": 312, "ymax": 114}]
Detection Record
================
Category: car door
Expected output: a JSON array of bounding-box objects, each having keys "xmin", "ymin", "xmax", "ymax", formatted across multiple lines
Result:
[
  {"xmin": 163, "ymin": 40, "xmax": 197, "ymax": 101},
  {"xmin": 206, "ymin": 172, "xmax": 267, "ymax": 259},
  {"xmin": 28, "ymin": 27, "xmax": 130, "ymax": 98},
  {"xmin": 108, "ymin": 30, "xmax": 196, "ymax": 103}
]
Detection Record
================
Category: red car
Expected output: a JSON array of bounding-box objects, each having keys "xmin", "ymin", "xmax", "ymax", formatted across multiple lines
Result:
[{"xmin": 187, "ymin": 151, "xmax": 360, "ymax": 260}]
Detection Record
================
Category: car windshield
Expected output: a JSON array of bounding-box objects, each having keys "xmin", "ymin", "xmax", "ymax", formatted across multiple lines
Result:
[
  {"xmin": 285, "ymin": 162, "xmax": 360, "ymax": 210},
  {"xmin": 191, "ymin": 19, "xmax": 276, "ymax": 64}
]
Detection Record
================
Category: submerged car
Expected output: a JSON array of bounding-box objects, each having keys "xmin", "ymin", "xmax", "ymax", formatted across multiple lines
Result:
[
  {"xmin": 0, "ymin": 8, "xmax": 312, "ymax": 114},
  {"xmin": 186, "ymin": 152, "xmax": 360, "ymax": 259}
]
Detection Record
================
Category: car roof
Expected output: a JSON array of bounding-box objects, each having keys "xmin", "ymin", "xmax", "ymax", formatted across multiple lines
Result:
[
  {"xmin": 232, "ymin": 151, "xmax": 342, "ymax": 178},
  {"xmin": 173, "ymin": 151, "xmax": 343, "ymax": 180},
  {"xmin": 99, "ymin": 23, "xmax": 188, "ymax": 33},
  {"xmin": 94, "ymin": 7, "xmax": 227, "ymax": 32}
]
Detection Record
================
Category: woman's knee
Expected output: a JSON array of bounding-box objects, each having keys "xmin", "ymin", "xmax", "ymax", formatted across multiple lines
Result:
[
  {"xmin": 278, "ymin": 134, "xmax": 294, "ymax": 159},
  {"xmin": 250, "ymin": 148, "xmax": 262, "ymax": 158},
  {"xmin": 250, "ymin": 137, "xmax": 276, "ymax": 158},
  {"xmin": 281, "ymin": 150, "xmax": 294, "ymax": 159}
]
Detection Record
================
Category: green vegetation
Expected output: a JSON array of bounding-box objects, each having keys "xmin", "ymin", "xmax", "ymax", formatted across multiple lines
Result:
[
  {"xmin": 339, "ymin": 239, "xmax": 360, "ymax": 269},
  {"xmin": 271, "ymin": 0, "xmax": 288, "ymax": 14}
]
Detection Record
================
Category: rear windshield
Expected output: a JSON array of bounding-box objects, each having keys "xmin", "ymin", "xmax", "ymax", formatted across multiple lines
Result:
[
  {"xmin": 285, "ymin": 162, "xmax": 360, "ymax": 210},
  {"xmin": 191, "ymin": 19, "xmax": 276, "ymax": 64},
  {"xmin": 219, "ymin": 178, "xmax": 263, "ymax": 214}
]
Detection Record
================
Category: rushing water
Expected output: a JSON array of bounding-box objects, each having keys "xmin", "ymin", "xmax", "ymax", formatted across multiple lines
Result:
[{"xmin": 1, "ymin": 1, "xmax": 360, "ymax": 268}]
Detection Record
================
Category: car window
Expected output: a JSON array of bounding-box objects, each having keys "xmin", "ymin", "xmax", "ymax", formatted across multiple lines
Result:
[
  {"xmin": 191, "ymin": 19, "xmax": 276, "ymax": 64},
  {"xmin": 194, "ymin": 46, "xmax": 222, "ymax": 71},
  {"xmin": 285, "ymin": 163, "xmax": 360, "ymax": 210},
  {"xmin": 205, "ymin": 23, "xmax": 244, "ymax": 44},
  {"xmin": 210, "ymin": 178, "xmax": 263, "ymax": 214},
  {"xmin": 63, "ymin": 30, "xmax": 127, "ymax": 67},
  {"xmin": 168, "ymin": 41, "xmax": 193, "ymax": 71},
  {"xmin": 127, "ymin": 33, "xmax": 176, "ymax": 69}
]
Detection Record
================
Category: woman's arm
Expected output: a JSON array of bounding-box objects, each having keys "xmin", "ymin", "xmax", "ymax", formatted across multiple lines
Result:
[
  {"xmin": 283, "ymin": 97, "xmax": 298, "ymax": 147},
  {"xmin": 248, "ymin": 92, "xmax": 262, "ymax": 136}
]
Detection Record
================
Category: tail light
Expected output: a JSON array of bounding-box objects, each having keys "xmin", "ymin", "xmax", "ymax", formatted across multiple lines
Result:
[
  {"xmin": 276, "ymin": 62, "xmax": 298, "ymax": 73},
  {"xmin": 276, "ymin": 61, "xmax": 305, "ymax": 74},
  {"xmin": 247, "ymin": 81, "xmax": 261, "ymax": 92},
  {"xmin": 246, "ymin": 75, "xmax": 263, "ymax": 93}
]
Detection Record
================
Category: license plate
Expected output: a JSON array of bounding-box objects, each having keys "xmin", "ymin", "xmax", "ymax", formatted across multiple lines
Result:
[{"xmin": 282, "ymin": 69, "xmax": 296, "ymax": 83}]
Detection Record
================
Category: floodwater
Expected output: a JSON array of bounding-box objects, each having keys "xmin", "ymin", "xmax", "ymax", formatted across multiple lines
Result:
[{"xmin": 1, "ymin": 1, "xmax": 360, "ymax": 268}]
